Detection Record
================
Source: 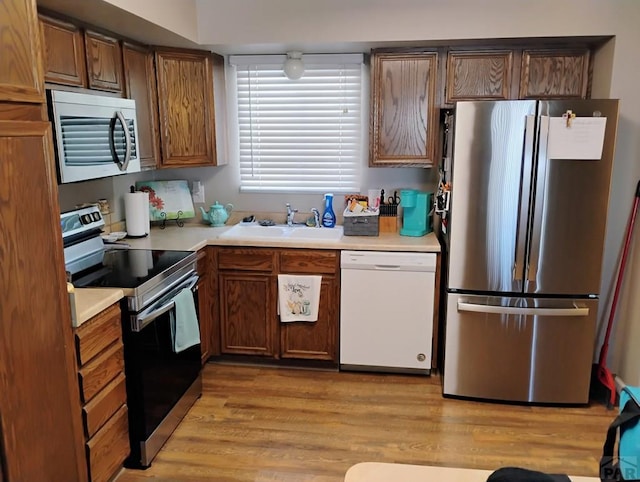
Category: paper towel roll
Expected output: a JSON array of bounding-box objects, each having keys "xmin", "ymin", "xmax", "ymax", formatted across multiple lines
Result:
[{"xmin": 125, "ymin": 191, "xmax": 149, "ymax": 237}]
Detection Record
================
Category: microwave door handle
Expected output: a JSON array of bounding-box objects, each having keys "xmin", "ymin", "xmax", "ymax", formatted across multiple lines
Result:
[{"xmin": 113, "ymin": 111, "xmax": 132, "ymax": 171}]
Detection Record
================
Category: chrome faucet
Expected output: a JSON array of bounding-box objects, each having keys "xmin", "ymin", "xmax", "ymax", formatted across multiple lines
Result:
[
  {"xmin": 311, "ymin": 208, "xmax": 321, "ymax": 228},
  {"xmin": 286, "ymin": 203, "xmax": 298, "ymax": 226}
]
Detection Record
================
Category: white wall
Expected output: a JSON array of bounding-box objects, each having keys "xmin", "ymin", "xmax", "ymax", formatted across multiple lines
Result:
[
  {"xmin": 103, "ymin": 0, "xmax": 199, "ymax": 43},
  {"xmin": 59, "ymin": 0, "xmax": 640, "ymax": 384}
]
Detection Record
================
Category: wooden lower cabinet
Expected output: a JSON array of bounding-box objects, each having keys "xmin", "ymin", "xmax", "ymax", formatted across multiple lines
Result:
[
  {"xmin": 219, "ymin": 272, "xmax": 277, "ymax": 356},
  {"xmin": 74, "ymin": 303, "xmax": 129, "ymax": 482},
  {"xmin": 197, "ymin": 247, "xmax": 219, "ymax": 363},
  {"xmin": 280, "ymin": 278, "xmax": 337, "ymax": 361},
  {"xmin": 216, "ymin": 247, "xmax": 339, "ymax": 362}
]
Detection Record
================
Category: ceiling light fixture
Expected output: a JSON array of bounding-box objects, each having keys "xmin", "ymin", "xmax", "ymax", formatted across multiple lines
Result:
[{"xmin": 283, "ymin": 51, "xmax": 305, "ymax": 80}]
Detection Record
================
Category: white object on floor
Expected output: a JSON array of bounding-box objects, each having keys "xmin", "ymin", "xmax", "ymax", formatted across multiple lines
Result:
[
  {"xmin": 277, "ymin": 274, "xmax": 322, "ymax": 322},
  {"xmin": 343, "ymin": 463, "xmax": 599, "ymax": 482}
]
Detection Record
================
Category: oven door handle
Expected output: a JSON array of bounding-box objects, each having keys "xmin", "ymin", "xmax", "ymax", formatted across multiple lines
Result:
[{"xmin": 132, "ymin": 274, "xmax": 199, "ymax": 332}]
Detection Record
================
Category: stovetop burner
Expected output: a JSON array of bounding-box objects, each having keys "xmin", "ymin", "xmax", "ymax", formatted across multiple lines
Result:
[{"xmin": 72, "ymin": 249, "xmax": 194, "ymax": 289}]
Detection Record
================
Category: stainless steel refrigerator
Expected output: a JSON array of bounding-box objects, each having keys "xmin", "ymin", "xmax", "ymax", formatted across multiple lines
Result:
[{"xmin": 442, "ymin": 99, "xmax": 619, "ymax": 404}]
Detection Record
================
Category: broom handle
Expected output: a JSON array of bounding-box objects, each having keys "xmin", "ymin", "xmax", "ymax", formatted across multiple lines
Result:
[{"xmin": 599, "ymin": 180, "xmax": 640, "ymax": 364}]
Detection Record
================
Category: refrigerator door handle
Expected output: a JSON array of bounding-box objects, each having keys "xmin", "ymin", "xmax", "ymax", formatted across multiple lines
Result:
[
  {"xmin": 514, "ymin": 115, "xmax": 537, "ymax": 282},
  {"xmin": 527, "ymin": 115, "xmax": 551, "ymax": 285},
  {"xmin": 457, "ymin": 301, "xmax": 589, "ymax": 317}
]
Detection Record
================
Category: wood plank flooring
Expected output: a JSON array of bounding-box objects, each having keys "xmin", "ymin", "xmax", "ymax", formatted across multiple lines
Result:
[{"xmin": 115, "ymin": 363, "xmax": 614, "ymax": 482}]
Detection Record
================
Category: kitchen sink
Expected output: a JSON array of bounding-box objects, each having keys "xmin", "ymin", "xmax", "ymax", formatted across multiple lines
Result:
[{"xmin": 219, "ymin": 223, "xmax": 343, "ymax": 242}]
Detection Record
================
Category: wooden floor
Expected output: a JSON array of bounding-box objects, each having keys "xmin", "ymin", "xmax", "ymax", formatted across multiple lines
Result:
[{"xmin": 115, "ymin": 363, "xmax": 613, "ymax": 482}]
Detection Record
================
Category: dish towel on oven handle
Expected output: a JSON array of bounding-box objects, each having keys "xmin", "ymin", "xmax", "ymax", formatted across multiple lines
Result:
[
  {"xmin": 277, "ymin": 274, "xmax": 322, "ymax": 322},
  {"xmin": 169, "ymin": 287, "xmax": 201, "ymax": 353}
]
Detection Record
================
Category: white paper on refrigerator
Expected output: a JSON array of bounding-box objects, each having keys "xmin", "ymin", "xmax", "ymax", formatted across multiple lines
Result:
[{"xmin": 547, "ymin": 117, "xmax": 607, "ymax": 160}]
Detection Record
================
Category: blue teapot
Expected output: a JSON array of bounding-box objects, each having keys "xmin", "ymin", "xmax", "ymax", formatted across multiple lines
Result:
[{"xmin": 200, "ymin": 202, "xmax": 233, "ymax": 227}]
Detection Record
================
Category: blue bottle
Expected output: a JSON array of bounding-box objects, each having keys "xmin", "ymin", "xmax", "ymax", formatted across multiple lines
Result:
[{"xmin": 322, "ymin": 193, "xmax": 336, "ymax": 228}]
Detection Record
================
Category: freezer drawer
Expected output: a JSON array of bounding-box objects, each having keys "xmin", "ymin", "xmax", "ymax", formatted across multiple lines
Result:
[{"xmin": 443, "ymin": 294, "xmax": 597, "ymax": 404}]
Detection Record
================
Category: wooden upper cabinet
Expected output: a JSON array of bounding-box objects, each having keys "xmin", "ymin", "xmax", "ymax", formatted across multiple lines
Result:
[
  {"xmin": 84, "ymin": 30, "xmax": 123, "ymax": 93},
  {"xmin": 0, "ymin": 0, "xmax": 44, "ymax": 103},
  {"xmin": 155, "ymin": 49, "xmax": 216, "ymax": 167},
  {"xmin": 519, "ymin": 49, "xmax": 590, "ymax": 99},
  {"xmin": 446, "ymin": 50, "xmax": 512, "ymax": 103},
  {"xmin": 123, "ymin": 43, "xmax": 160, "ymax": 170},
  {"xmin": 39, "ymin": 14, "xmax": 87, "ymax": 87},
  {"xmin": 370, "ymin": 51, "xmax": 438, "ymax": 167}
]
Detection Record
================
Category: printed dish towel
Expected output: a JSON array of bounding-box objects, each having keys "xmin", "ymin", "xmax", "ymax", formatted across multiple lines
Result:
[
  {"xmin": 277, "ymin": 274, "xmax": 322, "ymax": 322},
  {"xmin": 170, "ymin": 287, "xmax": 201, "ymax": 353}
]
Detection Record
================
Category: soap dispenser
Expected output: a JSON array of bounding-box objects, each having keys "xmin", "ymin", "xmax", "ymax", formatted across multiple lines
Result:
[{"xmin": 322, "ymin": 193, "xmax": 336, "ymax": 228}]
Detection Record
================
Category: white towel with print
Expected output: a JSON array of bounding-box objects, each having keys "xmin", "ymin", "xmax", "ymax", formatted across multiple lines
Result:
[{"xmin": 277, "ymin": 274, "xmax": 322, "ymax": 322}]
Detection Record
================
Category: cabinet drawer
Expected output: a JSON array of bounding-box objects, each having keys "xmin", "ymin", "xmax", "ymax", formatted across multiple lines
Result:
[
  {"xmin": 75, "ymin": 304, "xmax": 122, "ymax": 366},
  {"xmin": 79, "ymin": 341, "xmax": 124, "ymax": 403},
  {"xmin": 83, "ymin": 373, "xmax": 126, "ymax": 438},
  {"xmin": 279, "ymin": 250, "xmax": 338, "ymax": 274},
  {"xmin": 218, "ymin": 248, "xmax": 275, "ymax": 271},
  {"xmin": 86, "ymin": 404, "xmax": 129, "ymax": 482}
]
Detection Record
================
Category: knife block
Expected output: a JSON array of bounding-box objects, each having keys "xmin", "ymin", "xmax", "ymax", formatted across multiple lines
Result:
[{"xmin": 379, "ymin": 215, "xmax": 397, "ymax": 233}]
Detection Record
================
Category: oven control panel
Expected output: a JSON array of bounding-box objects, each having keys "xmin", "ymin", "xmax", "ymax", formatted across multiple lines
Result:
[{"xmin": 61, "ymin": 205, "xmax": 105, "ymax": 240}]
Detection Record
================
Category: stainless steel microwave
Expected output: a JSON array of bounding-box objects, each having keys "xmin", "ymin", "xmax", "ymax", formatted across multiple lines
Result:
[{"xmin": 47, "ymin": 89, "xmax": 141, "ymax": 184}]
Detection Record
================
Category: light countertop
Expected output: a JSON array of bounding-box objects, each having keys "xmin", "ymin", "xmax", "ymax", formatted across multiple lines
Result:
[
  {"xmin": 121, "ymin": 223, "xmax": 442, "ymax": 253},
  {"xmin": 344, "ymin": 463, "xmax": 599, "ymax": 482},
  {"xmin": 69, "ymin": 224, "xmax": 440, "ymax": 328},
  {"xmin": 71, "ymin": 287, "xmax": 124, "ymax": 328}
]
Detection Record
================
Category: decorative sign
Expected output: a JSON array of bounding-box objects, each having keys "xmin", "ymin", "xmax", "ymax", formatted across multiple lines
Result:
[{"xmin": 135, "ymin": 180, "xmax": 195, "ymax": 221}]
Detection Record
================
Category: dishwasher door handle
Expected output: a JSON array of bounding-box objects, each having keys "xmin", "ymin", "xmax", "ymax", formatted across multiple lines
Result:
[{"xmin": 373, "ymin": 264, "xmax": 402, "ymax": 270}]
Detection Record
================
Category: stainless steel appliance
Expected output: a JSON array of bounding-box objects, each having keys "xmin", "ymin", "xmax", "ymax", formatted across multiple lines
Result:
[
  {"xmin": 340, "ymin": 250, "xmax": 437, "ymax": 374},
  {"xmin": 442, "ymin": 99, "xmax": 619, "ymax": 404},
  {"xmin": 62, "ymin": 205, "xmax": 201, "ymax": 467},
  {"xmin": 48, "ymin": 89, "xmax": 141, "ymax": 183}
]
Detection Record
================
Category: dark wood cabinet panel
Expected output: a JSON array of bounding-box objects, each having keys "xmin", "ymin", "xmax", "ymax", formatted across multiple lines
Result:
[
  {"xmin": 123, "ymin": 42, "xmax": 160, "ymax": 170},
  {"xmin": 82, "ymin": 373, "xmax": 126, "ymax": 438},
  {"xmin": 75, "ymin": 303, "xmax": 121, "ymax": 365},
  {"xmin": 0, "ymin": 120, "xmax": 86, "ymax": 481},
  {"xmin": 84, "ymin": 30, "xmax": 123, "ymax": 93},
  {"xmin": 78, "ymin": 340, "xmax": 125, "ymax": 403},
  {"xmin": 280, "ymin": 278, "xmax": 337, "ymax": 361},
  {"xmin": 74, "ymin": 302, "xmax": 128, "ymax": 482},
  {"xmin": 446, "ymin": 50, "xmax": 512, "ymax": 103},
  {"xmin": 86, "ymin": 405, "xmax": 129, "ymax": 482},
  {"xmin": 214, "ymin": 248, "xmax": 339, "ymax": 363},
  {"xmin": 39, "ymin": 14, "xmax": 87, "ymax": 87},
  {"xmin": 0, "ymin": 0, "xmax": 44, "ymax": 103},
  {"xmin": 370, "ymin": 52, "xmax": 438, "ymax": 167},
  {"xmin": 155, "ymin": 49, "xmax": 216, "ymax": 167},
  {"xmin": 280, "ymin": 249, "xmax": 338, "ymax": 274},
  {"xmin": 519, "ymin": 49, "xmax": 590, "ymax": 99},
  {"xmin": 219, "ymin": 273, "xmax": 277, "ymax": 356},
  {"xmin": 218, "ymin": 247, "xmax": 276, "ymax": 271}
]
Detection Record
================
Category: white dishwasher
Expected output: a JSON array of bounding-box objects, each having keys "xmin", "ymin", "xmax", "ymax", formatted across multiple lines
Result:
[{"xmin": 340, "ymin": 250, "xmax": 437, "ymax": 374}]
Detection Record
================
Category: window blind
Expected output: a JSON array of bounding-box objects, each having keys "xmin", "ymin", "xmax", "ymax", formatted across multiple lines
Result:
[{"xmin": 231, "ymin": 54, "xmax": 363, "ymax": 193}]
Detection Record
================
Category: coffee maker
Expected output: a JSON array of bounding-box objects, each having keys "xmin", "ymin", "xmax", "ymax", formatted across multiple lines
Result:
[{"xmin": 399, "ymin": 189, "xmax": 432, "ymax": 236}]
